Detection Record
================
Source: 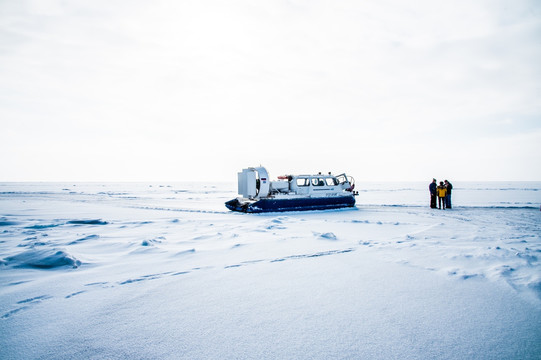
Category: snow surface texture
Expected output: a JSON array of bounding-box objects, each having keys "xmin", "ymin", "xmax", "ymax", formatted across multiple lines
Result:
[{"xmin": 1, "ymin": 182, "xmax": 540, "ymax": 359}]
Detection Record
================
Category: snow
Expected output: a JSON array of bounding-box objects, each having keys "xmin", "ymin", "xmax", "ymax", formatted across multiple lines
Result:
[{"xmin": 1, "ymin": 182, "xmax": 540, "ymax": 359}]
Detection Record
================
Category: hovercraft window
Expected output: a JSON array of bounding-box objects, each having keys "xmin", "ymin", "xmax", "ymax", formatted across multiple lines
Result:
[
  {"xmin": 312, "ymin": 178, "xmax": 325, "ymax": 186},
  {"xmin": 326, "ymin": 177, "xmax": 338, "ymax": 186},
  {"xmin": 336, "ymin": 175, "xmax": 347, "ymax": 184},
  {"xmin": 296, "ymin": 178, "xmax": 310, "ymax": 186}
]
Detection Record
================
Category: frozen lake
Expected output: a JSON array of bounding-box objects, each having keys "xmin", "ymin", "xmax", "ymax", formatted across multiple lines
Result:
[{"xmin": 1, "ymin": 182, "xmax": 540, "ymax": 359}]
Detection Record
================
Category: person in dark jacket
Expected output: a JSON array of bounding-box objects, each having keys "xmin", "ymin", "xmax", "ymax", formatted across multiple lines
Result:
[
  {"xmin": 444, "ymin": 180, "xmax": 453, "ymax": 209},
  {"xmin": 429, "ymin": 179, "xmax": 437, "ymax": 208}
]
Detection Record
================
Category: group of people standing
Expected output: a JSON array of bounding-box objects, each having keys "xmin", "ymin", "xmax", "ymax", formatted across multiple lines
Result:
[{"xmin": 429, "ymin": 179, "xmax": 452, "ymax": 209}]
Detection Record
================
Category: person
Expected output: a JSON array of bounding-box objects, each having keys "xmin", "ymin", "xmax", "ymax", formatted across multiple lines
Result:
[
  {"xmin": 437, "ymin": 181, "xmax": 447, "ymax": 209},
  {"xmin": 444, "ymin": 180, "xmax": 453, "ymax": 209},
  {"xmin": 429, "ymin": 179, "xmax": 437, "ymax": 208}
]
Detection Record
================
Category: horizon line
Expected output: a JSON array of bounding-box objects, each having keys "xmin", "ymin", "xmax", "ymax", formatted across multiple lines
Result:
[{"xmin": 1, "ymin": 180, "xmax": 541, "ymax": 183}]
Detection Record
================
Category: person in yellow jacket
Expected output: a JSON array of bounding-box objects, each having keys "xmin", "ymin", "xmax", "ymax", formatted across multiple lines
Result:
[{"xmin": 437, "ymin": 181, "xmax": 447, "ymax": 209}]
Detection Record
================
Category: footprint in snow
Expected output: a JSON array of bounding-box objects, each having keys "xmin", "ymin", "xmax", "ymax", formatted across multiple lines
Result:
[
  {"xmin": 271, "ymin": 248, "xmax": 354, "ymax": 263},
  {"xmin": 17, "ymin": 295, "xmax": 52, "ymax": 304},
  {"xmin": 1, "ymin": 295, "xmax": 53, "ymax": 319},
  {"xmin": 118, "ymin": 271, "xmax": 174, "ymax": 285},
  {"xmin": 1, "ymin": 307, "xmax": 29, "ymax": 319},
  {"xmin": 65, "ymin": 290, "xmax": 86, "ymax": 299}
]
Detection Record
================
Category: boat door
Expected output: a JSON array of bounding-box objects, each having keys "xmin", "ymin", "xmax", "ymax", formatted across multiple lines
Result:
[{"xmin": 294, "ymin": 177, "xmax": 310, "ymax": 195}]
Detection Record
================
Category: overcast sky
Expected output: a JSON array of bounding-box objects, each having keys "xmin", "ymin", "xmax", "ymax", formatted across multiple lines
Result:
[{"xmin": 1, "ymin": 0, "xmax": 540, "ymax": 182}]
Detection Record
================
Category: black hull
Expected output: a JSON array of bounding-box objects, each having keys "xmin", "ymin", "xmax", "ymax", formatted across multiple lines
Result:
[{"xmin": 225, "ymin": 196, "xmax": 356, "ymax": 213}]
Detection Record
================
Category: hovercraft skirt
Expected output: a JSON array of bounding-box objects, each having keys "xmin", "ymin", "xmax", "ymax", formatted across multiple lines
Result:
[{"xmin": 225, "ymin": 196, "xmax": 355, "ymax": 213}]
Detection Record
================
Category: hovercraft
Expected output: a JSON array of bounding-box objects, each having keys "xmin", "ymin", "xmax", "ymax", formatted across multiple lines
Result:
[{"xmin": 225, "ymin": 166, "xmax": 358, "ymax": 213}]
